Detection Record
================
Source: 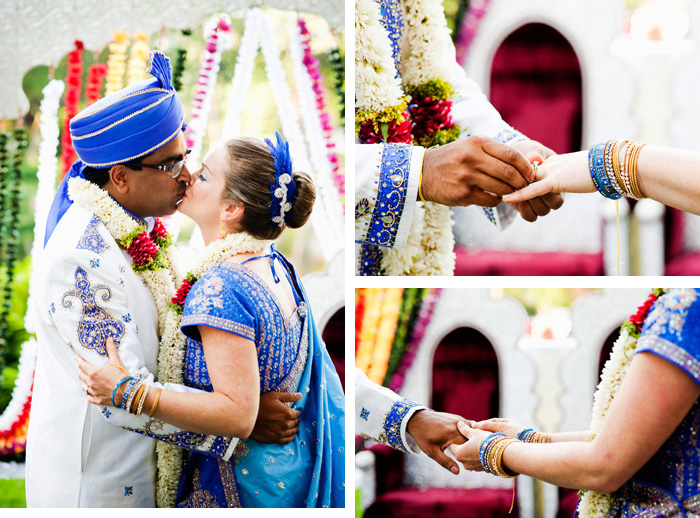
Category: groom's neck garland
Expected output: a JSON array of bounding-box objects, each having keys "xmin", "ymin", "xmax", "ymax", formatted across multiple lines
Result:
[
  {"xmin": 355, "ymin": 0, "xmax": 457, "ymax": 275},
  {"xmin": 68, "ymin": 176, "xmax": 269, "ymax": 506},
  {"xmin": 577, "ymin": 288, "xmax": 668, "ymax": 517}
]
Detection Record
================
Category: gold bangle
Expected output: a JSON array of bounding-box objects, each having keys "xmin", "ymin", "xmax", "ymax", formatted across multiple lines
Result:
[
  {"xmin": 629, "ymin": 143, "xmax": 646, "ymax": 199},
  {"xmin": 129, "ymin": 384, "xmax": 145, "ymax": 415},
  {"xmin": 611, "ymin": 139, "xmax": 626, "ymax": 196},
  {"xmin": 148, "ymin": 388, "xmax": 162, "ymax": 417},
  {"xmin": 418, "ymin": 148, "xmax": 427, "ymax": 202},
  {"xmin": 492, "ymin": 437, "xmax": 519, "ymax": 478},
  {"xmin": 135, "ymin": 384, "xmax": 150, "ymax": 416}
]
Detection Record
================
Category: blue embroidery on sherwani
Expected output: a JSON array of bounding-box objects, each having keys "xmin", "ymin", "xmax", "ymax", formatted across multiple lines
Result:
[
  {"xmin": 122, "ymin": 313, "xmax": 132, "ymax": 323},
  {"xmin": 122, "ymin": 419, "xmax": 222, "ymax": 451},
  {"xmin": 360, "ymin": 408, "xmax": 370, "ymax": 421},
  {"xmin": 493, "ymin": 127, "xmax": 525, "ymax": 144},
  {"xmin": 358, "ymin": 243, "xmax": 383, "ymax": 276},
  {"xmin": 377, "ymin": 0, "xmax": 403, "ymax": 77},
  {"xmin": 124, "ymin": 486, "xmax": 133, "ymax": 496},
  {"xmin": 89, "ymin": 258, "xmax": 100, "ymax": 268},
  {"xmin": 380, "ymin": 398, "xmax": 421, "ymax": 453},
  {"xmin": 102, "ymin": 407, "xmax": 111, "ymax": 419},
  {"xmin": 76, "ymin": 215, "xmax": 109, "ymax": 255},
  {"xmin": 366, "ymin": 143, "xmax": 411, "ymax": 248},
  {"xmin": 61, "ymin": 267, "xmax": 125, "ymax": 356},
  {"xmin": 604, "ymin": 289, "xmax": 700, "ymax": 515}
]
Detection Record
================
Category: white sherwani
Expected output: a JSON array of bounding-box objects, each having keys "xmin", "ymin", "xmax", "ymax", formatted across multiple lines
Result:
[
  {"xmin": 355, "ymin": 5, "xmax": 525, "ymax": 274},
  {"xmin": 26, "ymin": 203, "xmax": 237, "ymax": 507},
  {"xmin": 355, "ymin": 369, "xmax": 426, "ymax": 454}
]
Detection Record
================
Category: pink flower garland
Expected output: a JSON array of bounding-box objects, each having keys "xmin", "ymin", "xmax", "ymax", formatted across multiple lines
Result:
[
  {"xmin": 388, "ymin": 288, "xmax": 441, "ymax": 392},
  {"xmin": 454, "ymin": 0, "xmax": 492, "ymax": 65},
  {"xmin": 297, "ymin": 18, "xmax": 344, "ymax": 202},
  {"xmin": 185, "ymin": 16, "xmax": 232, "ymax": 150}
]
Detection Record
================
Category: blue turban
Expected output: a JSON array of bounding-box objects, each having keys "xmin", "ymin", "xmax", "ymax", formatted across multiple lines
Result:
[{"xmin": 44, "ymin": 50, "xmax": 187, "ymax": 246}]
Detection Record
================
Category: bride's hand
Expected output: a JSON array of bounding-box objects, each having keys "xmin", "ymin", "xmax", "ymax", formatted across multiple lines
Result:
[
  {"xmin": 75, "ymin": 337, "xmax": 129, "ymax": 407},
  {"xmin": 448, "ymin": 421, "xmax": 490, "ymax": 472},
  {"xmin": 502, "ymin": 150, "xmax": 593, "ymax": 203},
  {"xmin": 472, "ymin": 417, "xmax": 525, "ymax": 438}
]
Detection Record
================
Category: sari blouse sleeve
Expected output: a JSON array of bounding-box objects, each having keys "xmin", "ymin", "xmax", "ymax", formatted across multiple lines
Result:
[
  {"xmin": 636, "ymin": 288, "xmax": 700, "ymax": 385},
  {"xmin": 180, "ymin": 267, "xmax": 257, "ymax": 344}
]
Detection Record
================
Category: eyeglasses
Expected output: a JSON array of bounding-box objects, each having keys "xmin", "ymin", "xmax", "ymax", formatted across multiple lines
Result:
[{"xmin": 139, "ymin": 149, "xmax": 191, "ymax": 179}]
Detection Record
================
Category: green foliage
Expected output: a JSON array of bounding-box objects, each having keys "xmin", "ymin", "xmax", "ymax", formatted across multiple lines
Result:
[
  {"xmin": 0, "ymin": 479, "xmax": 26, "ymax": 507},
  {"xmin": 406, "ymin": 78, "xmax": 455, "ymax": 101}
]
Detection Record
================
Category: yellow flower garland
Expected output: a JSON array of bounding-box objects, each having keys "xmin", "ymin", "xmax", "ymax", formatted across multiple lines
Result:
[{"xmin": 367, "ymin": 288, "xmax": 404, "ymax": 384}]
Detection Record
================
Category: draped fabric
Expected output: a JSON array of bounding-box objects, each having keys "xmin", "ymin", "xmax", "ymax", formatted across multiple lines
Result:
[{"xmin": 176, "ymin": 249, "xmax": 345, "ymax": 507}]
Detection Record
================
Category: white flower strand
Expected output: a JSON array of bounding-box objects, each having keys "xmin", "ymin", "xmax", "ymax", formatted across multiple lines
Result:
[
  {"xmin": 25, "ymin": 79, "xmax": 64, "ymax": 333},
  {"xmin": 220, "ymin": 10, "xmax": 260, "ymax": 140},
  {"xmin": 354, "ymin": 0, "xmax": 404, "ymax": 113},
  {"xmin": 287, "ymin": 15, "xmax": 343, "ymax": 251},
  {"xmin": 256, "ymin": 9, "xmax": 338, "ymax": 260},
  {"xmin": 0, "ymin": 338, "xmax": 37, "ymax": 434},
  {"xmin": 577, "ymin": 329, "xmax": 638, "ymax": 516}
]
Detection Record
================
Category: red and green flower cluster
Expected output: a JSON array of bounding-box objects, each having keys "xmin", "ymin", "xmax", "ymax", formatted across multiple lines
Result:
[
  {"xmin": 169, "ymin": 276, "xmax": 196, "ymax": 314},
  {"xmin": 622, "ymin": 288, "xmax": 667, "ymax": 338},
  {"xmin": 119, "ymin": 218, "xmax": 172, "ymax": 273}
]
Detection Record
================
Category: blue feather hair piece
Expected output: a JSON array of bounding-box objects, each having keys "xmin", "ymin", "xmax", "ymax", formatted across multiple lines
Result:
[{"xmin": 265, "ymin": 132, "xmax": 296, "ymax": 227}]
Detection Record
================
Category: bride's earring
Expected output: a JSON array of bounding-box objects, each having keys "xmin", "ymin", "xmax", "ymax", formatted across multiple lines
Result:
[{"xmin": 219, "ymin": 220, "xmax": 227, "ymax": 238}]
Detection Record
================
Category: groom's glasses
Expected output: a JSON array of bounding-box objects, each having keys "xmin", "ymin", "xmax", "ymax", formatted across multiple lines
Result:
[{"xmin": 139, "ymin": 149, "xmax": 192, "ymax": 179}]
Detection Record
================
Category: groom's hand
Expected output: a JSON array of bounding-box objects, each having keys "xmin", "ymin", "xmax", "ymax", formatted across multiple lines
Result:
[
  {"xmin": 421, "ymin": 136, "xmax": 534, "ymax": 207},
  {"xmin": 251, "ymin": 391, "xmax": 302, "ymax": 444},
  {"xmin": 406, "ymin": 409, "xmax": 472, "ymax": 475}
]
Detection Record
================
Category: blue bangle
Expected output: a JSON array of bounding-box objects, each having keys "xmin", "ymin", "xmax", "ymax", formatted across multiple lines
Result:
[
  {"xmin": 111, "ymin": 376, "xmax": 134, "ymax": 407},
  {"xmin": 517, "ymin": 428, "xmax": 534, "ymax": 441},
  {"xmin": 120, "ymin": 379, "xmax": 137, "ymax": 410},
  {"xmin": 589, "ymin": 141, "xmax": 621, "ymax": 200}
]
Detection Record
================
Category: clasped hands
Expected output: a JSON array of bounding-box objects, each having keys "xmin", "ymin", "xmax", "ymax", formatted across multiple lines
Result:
[
  {"xmin": 408, "ymin": 410, "xmax": 524, "ymax": 474},
  {"xmin": 421, "ymin": 136, "xmax": 563, "ymax": 221}
]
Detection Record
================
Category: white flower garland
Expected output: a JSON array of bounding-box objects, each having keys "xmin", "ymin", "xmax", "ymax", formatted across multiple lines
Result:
[
  {"xmin": 256, "ymin": 9, "xmax": 340, "ymax": 261},
  {"xmin": 577, "ymin": 328, "xmax": 637, "ymax": 516},
  {"xmin": 25, "ymin": 78, "xmax": 64, "ymax": 333},
  {"xmin": 354, "ymin": 0, "xmax": 405, "ymax": 113},
  {"xmin": 0, "ymin": 338, "xmax": 37, "ymax": 437},
  {"xmin": 221, "ymin": 9, "xmax": 260, "ymax": 140},
  {"xmin": 68, "ymin": 176, "xmax": 269, "ymax": 506},
  {"xmin": 287, "ymin": 15, "xmax": 344, "ymax": 250}
]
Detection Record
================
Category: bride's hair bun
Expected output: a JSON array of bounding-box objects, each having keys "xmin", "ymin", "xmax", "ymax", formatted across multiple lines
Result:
[{"xmin": 221, "ymin": 137, "xmax": 316, "ymax": 240}]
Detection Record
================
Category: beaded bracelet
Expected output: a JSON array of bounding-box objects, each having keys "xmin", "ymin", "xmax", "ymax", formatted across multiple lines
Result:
[
  {"xmin": 112, "ymin": 376, "xmax": 134, "ymax": 407},
  {"xmin": 135, "ymin": 384, "xmax": 150, "ymax": 416},
  {"xmin": 589, "ymin": 139, "xmax": 646, "ymax": 200},
  {"xmin": 120, "ymin": 378, "xmax": 138, "ymax": 410},
  {"xmin": 517, "ymin": 428, "xmax": 552, "ymax": 444},
  {"xmin": 126, "ymin": 380, "xmax": 142, "ymax": 413},
  {"xmin": 129, "ymin": 383, "xmax": 145, "ymax": 414}
]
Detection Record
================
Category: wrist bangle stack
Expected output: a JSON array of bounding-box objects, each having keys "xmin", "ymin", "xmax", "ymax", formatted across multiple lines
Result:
[
  {"xmin": 112, "ymin": 376, "xmax": 134, "ymax": 407},
  {"xmin": 517, "ymin": 428, "xmax": 552, "ymax": 443},
  {"xmin": 589, "ymin": 139, "xmax": 646, "ymax": 200},
  {"xmin": 479, "ymin": 433, "xmax": 519, "ymax": 478}
]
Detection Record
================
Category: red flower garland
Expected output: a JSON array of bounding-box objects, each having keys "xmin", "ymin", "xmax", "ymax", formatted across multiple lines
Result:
[
  {"xmin": 409, "ymin": 95, "xmax": 456, "ymax": 141},
  {"xmin": 125, "ymin": 232, "xmax": 159, "ymax": 266},
  {"xmin": 85, "ymin": 63, "xmax": 108, "ymax": 105},
  {"xmin": 629, "ymin": 292, "xmax": 660, "ymax": 331},
  {"xmin": 60, "ymin": 40, "xmax": 84, "ymax": 178},
  {"xmin": 358, "ymin": 115, "xmax": 414, "ymax": 144},
  {"xmin": 0, "ymin": 383, "xmax": 32, "ymax": 458},
  {"xmin": 150, "ymin": 218, "xmax": 168, "ymax": 240},
  {"xmin": 171, "ymin": 278, "xmax": 195, "ymax": 308}
]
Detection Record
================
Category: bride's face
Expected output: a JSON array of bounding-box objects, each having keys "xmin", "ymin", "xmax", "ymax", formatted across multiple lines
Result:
[{"xmin": 178, "ymin": 145, "xmax": 228, "ymax": 227}]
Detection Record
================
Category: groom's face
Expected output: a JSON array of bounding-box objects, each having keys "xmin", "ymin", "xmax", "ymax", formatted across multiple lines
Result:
[{"xmin": 124, "ymin": 134, "xmax": 192, "ymax": 218}]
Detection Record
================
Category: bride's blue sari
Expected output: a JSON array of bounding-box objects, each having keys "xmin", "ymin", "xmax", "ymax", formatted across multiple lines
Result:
[
  {"xmin": 594, "ymin": 288, "xmax": 700, "ymax": 517},
  {"xmin": 174, "ymin": 248, "xmax": 345, "ymax": 508}
]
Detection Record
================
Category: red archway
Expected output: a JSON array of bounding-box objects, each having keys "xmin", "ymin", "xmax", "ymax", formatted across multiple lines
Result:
[{"xmin": 489, "ymin": 23, "xmax": 583, "ymax": 154}]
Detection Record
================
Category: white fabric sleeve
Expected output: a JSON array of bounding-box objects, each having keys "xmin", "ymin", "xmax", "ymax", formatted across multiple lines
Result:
[
  {"xmin": 47, "ymin": 248, "xmax": 237, "ymax": 461},
  {"xmin": 355, "ymin": 143, "xmax": 424, "ymax": 252},
  {"xmin": 355, "ymin": 368, "xmax": 426, "ymax": 454}
]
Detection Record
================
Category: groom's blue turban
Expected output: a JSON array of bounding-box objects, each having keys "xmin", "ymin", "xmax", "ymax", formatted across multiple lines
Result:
[{"xmin": 45, "ymin": 50, "xmax": 187, "ymax": 245}]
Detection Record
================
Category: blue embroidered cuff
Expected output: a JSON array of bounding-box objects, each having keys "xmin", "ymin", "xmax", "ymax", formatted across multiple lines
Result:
[
  {"xmin": 380, "ymin": 398, "xmax": 423, "ymax": 453},
  {"xmin": 364, "ymin": 144, "xmax": 412, "ymax": 249},
  {"xmin": 493, "ymin": 127, "xmax": 527, "ymax": 145}
]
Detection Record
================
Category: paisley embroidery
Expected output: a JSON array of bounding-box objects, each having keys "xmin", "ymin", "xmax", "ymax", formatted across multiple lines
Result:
[
  {"xmin": 62, "ymin": 267, "xmax": 125, "ymax": 355},
  {"xmin": 76, "ymin": 215, "xmax": 109, "ymax": 255}
]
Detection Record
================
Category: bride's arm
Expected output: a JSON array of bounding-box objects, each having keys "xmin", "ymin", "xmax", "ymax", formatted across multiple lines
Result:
[
  {"xmin": 79, "ymin": 328, "xmax": 266, "ymax": 439},
  {"xmin": 503, "ymin": 146, "xmax": 700, "ymax": 216},
  {"xmin": 451, "ymin": 351, "xmax": 700, "ymax": 491}
]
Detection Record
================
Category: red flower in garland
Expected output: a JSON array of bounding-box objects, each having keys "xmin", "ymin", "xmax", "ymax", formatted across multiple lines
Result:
[
  {"xmin": 409, "ymin": 95, "xmax": 456, "ymax": 138},
  {"xmin": 125, "ymin": 232, "xmax": 158, "ymax": 266},
  {"xmin": 629, "ymin": 293, "xmax": 659, "ymax": 331},
  {"xmin": 150, "ymin": 218, "xmax": 168, "ymax": 240},
  {"xmin": 358, "ymin": 116, "xmax": 414, "ymax": 144},
  {"xmin": 171, "ymin": 278, "xmax": 194, "ymax": 308}
]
